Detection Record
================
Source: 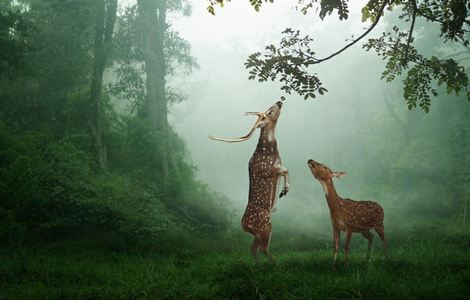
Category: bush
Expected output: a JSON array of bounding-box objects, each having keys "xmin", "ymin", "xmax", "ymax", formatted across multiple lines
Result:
[{"xmin": 0, "ymin": 122, "xmax": 230, "ymax": 251}]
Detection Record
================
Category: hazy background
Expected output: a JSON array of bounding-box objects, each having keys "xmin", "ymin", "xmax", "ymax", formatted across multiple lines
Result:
[
  {"xmin": 1, "ymin": 1, "xmax": 468, "ymax": 297},
  {"xmin": 170, "ymin": 0, "xmax": 384, "ymax": 203},
  {"xmin": 1, "ymin": 0, "xmax": 467, "ymax": 246},
  {"xmin": 158, "ymin": 0, "xmax": 469, "ymax": 237}
]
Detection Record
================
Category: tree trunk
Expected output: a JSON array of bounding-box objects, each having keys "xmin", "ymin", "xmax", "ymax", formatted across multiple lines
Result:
[
  {"xmin": 138, "ymin": 0, "xmax": 170, "ymax": 189},
  {"xmin": 90, "ymin": 0, "xmax": 118, "ymax": 171},
  {"xmin": 461, "ymin": 128, "xmax": 468, "ymax": 225}
]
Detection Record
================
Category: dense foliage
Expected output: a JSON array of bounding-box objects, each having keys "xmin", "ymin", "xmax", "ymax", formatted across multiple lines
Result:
[
  {"xmin": 356, "ymin": 94, "xmax": 469, "ymax": 219},
  {"xmin": 0, "ymin": 1, "xmax": 469, "ymax": 298},
  {"xmin": 209, "ymin": 0, "xmax": 470, "ymax": 112},
  {"xmin": 0, "ymin": 0, "xmax": 230, "ymax": 250}
]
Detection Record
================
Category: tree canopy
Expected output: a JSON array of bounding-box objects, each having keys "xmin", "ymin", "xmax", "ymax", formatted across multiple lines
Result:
[{"xmin": 208, "ymin": 0, "xmax": 469, "ymax": 112}]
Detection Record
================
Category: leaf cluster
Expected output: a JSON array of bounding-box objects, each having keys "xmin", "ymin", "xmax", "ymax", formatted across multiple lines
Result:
[
  {"xmin": 296, "ymin": 0, "xmax": 350, "ymax": 20},
  {"xmin": 245, "ymin": 28, "xmax": 327, "ymax": 100},
  {"xmin": 207, "ymin": 0, "xmax": 274, "ymax": 15},
  {"xmin": 364, "ymin": 20, "xmax": 469, "ymax": 112},
  {"xmin": 415, "ymin": 0, "xmax": 469, "ymax": 46}
]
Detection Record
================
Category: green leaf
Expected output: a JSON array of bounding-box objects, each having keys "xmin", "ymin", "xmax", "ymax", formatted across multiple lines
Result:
[
  {"xmin": 207, "ymin": 6, "xmax": 215, "ymax": 15},
  {"xmin": 361, "ymin": 6, "xmax": 370, "ymax": 22}
]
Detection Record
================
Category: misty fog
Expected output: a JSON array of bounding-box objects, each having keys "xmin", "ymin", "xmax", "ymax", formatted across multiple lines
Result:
[
  {"xmin": 153, "ymin": 0, "xmax": 468, "ymax": 235},
  {"xmin": 2, "ymin": 0, "xmax": 469, "ymax": 297}
]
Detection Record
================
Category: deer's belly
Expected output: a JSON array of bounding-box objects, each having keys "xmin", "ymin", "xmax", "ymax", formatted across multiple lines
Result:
[
  {"xmin": 333, "ymin": 217, "xmax": 371, "ymax": 232},
  {"xmin": 248, "ymin": 176, "xmax": 278, "ymax": 208},
  {"xmin": 348, "ymin": 218, "xmax": 380, "ymax": 231}
]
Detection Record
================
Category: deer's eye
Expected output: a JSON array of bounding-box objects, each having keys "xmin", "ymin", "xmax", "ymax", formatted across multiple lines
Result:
[
  {"xmin": 267, "ymin": 111, "xmax": 273, "ymax": 115},
  {"xmin": 323, "ymin": 166, "xmax": 327, "ymax": 169}
]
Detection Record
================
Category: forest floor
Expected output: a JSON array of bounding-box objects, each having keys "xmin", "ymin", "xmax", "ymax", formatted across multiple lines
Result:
[{"xmin": 1, "ymin": 232, "xmax": 469, "ymax": 299}]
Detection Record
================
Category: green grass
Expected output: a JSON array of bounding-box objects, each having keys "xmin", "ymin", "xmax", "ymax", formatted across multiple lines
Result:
[{"xmin": 1, "ymin": 232, "xmax": 469, "ymax": 300}]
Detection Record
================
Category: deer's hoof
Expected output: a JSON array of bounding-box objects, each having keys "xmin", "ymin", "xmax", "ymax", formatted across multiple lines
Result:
[{"xmin": 279, "ymin": 187, "xmax": 289, "ymax": 198}]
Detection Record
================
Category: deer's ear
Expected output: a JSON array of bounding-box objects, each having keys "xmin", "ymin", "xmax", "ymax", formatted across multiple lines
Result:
[{"xmin": 333, "ymin": 171, "xmax": 346, "ymax": 178}]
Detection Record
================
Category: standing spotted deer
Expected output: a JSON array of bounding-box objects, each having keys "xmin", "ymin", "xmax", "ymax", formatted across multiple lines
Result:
[
  {"xmin": 209, "ymin": 100, "xmax": 289, "ymax": 265},
  {"xmin": 307, "ymin": 159, "xmax": 388, "ymax": 265}
]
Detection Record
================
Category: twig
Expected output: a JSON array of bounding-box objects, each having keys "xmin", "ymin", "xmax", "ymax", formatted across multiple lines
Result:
[
  {"xmin": 313, "ymin": 0, "xmax": 389, "ymax": 64},
  {"xmin": 415, "ymin": 7, "xmax": 470, "ymax": 33},
  {"xmin": 403, "ymin": 0, "xmax": 417, "ymax": 62}
]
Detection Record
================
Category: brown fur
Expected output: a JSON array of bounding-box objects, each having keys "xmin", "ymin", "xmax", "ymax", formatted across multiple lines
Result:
[
  {"xmin": 308, "ymin": 159, "xmax": 388, "ymax": 264},
  {"xmin": 241, "ymin": 101, "xmax": 289, "ymax": 264},
  {"xmin": 209, "ymin": 100, "xmax": 289, "ymax": 265}
]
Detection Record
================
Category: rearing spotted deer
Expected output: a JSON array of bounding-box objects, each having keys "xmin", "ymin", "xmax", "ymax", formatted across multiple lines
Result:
[
  {"xmin": 209, "ymin": 100, "xmax": 289, "ymax": 265},
  {"xmin": 307, "ymin": 159, "xmax": 388, "ymax": 265}
]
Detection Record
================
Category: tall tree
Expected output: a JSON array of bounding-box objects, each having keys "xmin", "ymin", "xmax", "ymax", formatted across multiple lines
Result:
[
  {"xmin": 137, "ymin": 0, "xmax": 170, "ymax": 186},
  {"xmin": 112, "ymin": 0, "xmax": 197, "ymax": 190},
  {"xmin": 90, "ymin": 0, "xmax": 118, "ymax": 170}
]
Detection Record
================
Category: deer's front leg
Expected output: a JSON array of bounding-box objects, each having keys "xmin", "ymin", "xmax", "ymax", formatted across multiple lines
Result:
[
  {"xmin": 263, "ymin": 166, "xmax": 289, "ymax": 197},
  {"xmin": 273, "ymin": 167, "xmax": 289, "ymax": 197},
  {"xmin": 333, "ymin": 228, "xmax": 340, "ymax": 264}
]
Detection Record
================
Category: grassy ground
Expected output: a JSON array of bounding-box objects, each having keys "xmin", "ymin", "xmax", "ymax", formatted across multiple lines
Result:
[{"xmin": 1, "ymin": 231, "xmax": 469, "ymax": 300}]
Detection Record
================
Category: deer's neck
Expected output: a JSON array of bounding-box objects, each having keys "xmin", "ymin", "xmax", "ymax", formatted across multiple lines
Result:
[
  {"xmin": 321, "ymin": 179, "xmax": 341, "ymax": 213},
  {"xmin": 256, "ymin": 125, "xmax": 278, "ymax": 153}
]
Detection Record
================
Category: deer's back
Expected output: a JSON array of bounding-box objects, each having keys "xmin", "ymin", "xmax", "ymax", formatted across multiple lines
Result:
[{"xmin": 340, "ymin": 198, "xmax": 384, "ymax": 231}]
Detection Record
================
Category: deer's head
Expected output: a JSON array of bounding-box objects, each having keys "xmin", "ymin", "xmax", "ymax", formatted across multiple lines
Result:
[
  {"xmin": 209, "ymin": 100, "xmax": 283, "ymax": 143},
  {"xmin": 308, "ymin": 159, "xmax": 346, "ymax": 182}
]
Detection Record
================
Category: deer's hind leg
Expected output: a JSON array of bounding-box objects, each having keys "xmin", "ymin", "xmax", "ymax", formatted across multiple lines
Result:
[
  {"xmin": 361, "ymin": 230, "xmax": 374, "ymax": 261},
  {"xmin": 374, "ymin": 225, "xmax": 389, "ymax": 260},
  {"xmin": 250, "ymin": 234, "xmax": 261, "ymax": 265},
  {"xmin": 242, "ymin": 215, "xmax": 262, "ymax": 265},
  {"xmin": 344, "ymin": 230, "xmax": 352, "ymax": 266},
  {"xmin": 333, "ymin": 228, "xmax": 340, "ymax": 265},
  {"xmin": 259, "ymin": 227, "xmax": 276, "ymax": 265}
]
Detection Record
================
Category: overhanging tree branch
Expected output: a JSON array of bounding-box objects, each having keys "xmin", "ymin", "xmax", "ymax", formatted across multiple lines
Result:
[
  {"xmin": 414, "ymin": 5, "xmax": 470, "ymax": 34},
  {"xmin": 403, "ymin": 0, "xmax": 417, "ymax": 63},
  {"xmin": 243, "ymin": 0, "xmax": 469, "ymax": 110},
  {"xmin": 313, "ymin": 0, "xmax": 389, "ymax": 64}
]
